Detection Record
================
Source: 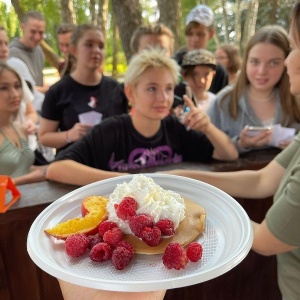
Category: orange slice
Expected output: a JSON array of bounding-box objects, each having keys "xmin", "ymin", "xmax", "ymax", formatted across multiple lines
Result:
[{"xmin": 45, "ymin": 196, "xmax": 109, "ymax": 239}]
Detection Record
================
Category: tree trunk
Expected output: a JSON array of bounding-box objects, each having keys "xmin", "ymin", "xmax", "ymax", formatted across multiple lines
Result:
[
  {"xmin": 10, "ymin": 0, "xmax": 24, "ymax": 20},
  {"xmin": 40, "ymin": 40, "xmax": 64, "ymax": 70},
  {"xmin": 98, "ymin": 0, "xmax": 109, "ymax": 42},
  {"xmin": 90, "ymin": 0, "xmax": 97, "ymax": 25},
  {"xmin": 234, "ymin": 0, "xmax": 242, "ymax": 50},
  {"xmin": 270, "ymin": 0, "xmax": 278, "ymax": 24},
  {"xmin": 60, "ymin": 0, "xmax": 76, "ymax": 24},
  {"xmin": 112, "ymin": 19, "xmax": 119, "ymax": 78},
  {"xmin": 111, "ymin": 0, "xmax": 142, "ymax": 62},
  {"xmin": 241, "ymin": 0, "xmax": 259, "ymax": 52},
  {"xmin": 157, "ymin": 0, "xmax": 181, "ymax": 51},
  {"xmin": 221, "ymin": 0, "xmax": 229, "ymax": 44}
]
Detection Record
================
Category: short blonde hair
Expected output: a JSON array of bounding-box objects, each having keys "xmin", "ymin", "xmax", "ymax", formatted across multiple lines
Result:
[{"xmin": 124, "ymin": 47, "xmax": 180, "ymax": 87}]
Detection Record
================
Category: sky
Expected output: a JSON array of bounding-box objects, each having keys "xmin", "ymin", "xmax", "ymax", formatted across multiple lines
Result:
[{"xmin": 2, "ymin": 0, "xmax": 11, "ymax": 10}]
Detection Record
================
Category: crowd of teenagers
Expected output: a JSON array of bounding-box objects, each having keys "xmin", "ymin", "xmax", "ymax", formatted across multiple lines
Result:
[{"xmin": 1, "ymin": 2, "xmax": 300, "ymax": 299}]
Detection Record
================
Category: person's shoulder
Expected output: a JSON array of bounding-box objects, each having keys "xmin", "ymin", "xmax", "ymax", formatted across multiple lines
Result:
[
  {"xmin": 9, "ymin": 38, "xmax": 22, "ymax": 49},
  {"xmin": 7, "ymin": 56, "xmax": 27, "ymax": 68},
  {"xmin": 45, "ymin": 75, "xmax": 73, "ymax": 93},
  {"xmin": 173, "ymin": 47, "xmax": 188, "ymax": 66},
  {"xmin": 35, "ymin": 45, "xmax": 45, "ymax": 56},
  {"xmin": 207, "ymin": 91, "xmax": 216, "ymax": 100},
  {"xmin": 101, "ymin": 74, "xmax": 120, "ymax": 86},
  {"xmin": 216, "ymin": 85, "xmax": 233, "ymax": 100},
  {"xmin": 215, "ymin": 62, "xmax": 226, "ymax": 73},
  {"xmin": 96, "ymin": 114, "xmax": 129, "ymax": 130},
  {"xmin": 102, "ymin": 113, "xmax": 129, "ymax": 123},
  {"xmin": 54, "ymin": 74, "xmax": 73, "ymax": 86},
  {"xmin": 173, "ymin": 47, "xmax": 188, "ymax": 57},
  {"xmin": 7, "ymin": 57, "xmax": 35, "ymax": 85},
  {"xmin": 207, "ymin": 86, "xmax": 233, "ymax": 111}
]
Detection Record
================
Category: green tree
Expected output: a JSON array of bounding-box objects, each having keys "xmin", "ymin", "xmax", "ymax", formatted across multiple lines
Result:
[{"xmin": 6, "ymin": 0, "xmax": 299, "ymax": 77}]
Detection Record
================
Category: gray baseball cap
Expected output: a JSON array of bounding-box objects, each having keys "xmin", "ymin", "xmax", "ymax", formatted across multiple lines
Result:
[{"xmin": 186, "ymin": 4, "xmax": 214, "ymax": 27}]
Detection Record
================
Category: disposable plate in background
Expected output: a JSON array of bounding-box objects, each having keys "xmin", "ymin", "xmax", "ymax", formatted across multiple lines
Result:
[{"xmin": 27, "ymin": 174, "xmax": 253, "ymax": 292}]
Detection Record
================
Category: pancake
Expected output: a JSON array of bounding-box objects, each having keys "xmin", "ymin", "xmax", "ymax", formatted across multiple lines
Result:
[{"xmin": 123, "ymin": 198, "xmax": 206, "ymax": 254}]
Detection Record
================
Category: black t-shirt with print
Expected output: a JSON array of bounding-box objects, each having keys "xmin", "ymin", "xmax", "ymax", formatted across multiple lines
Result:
[
  {"xmin": 55, "ymin": 114, "xmax": 214, "ymax": 171},
  {"xmin": 41, "ymin": 74, "xmax": 124, "ymax": 131}
]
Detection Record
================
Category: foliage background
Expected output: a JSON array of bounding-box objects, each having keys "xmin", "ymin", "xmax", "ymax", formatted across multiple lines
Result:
[{"xmin": 0, "ymin": 0, "xmax": 298, "ymax": 76}]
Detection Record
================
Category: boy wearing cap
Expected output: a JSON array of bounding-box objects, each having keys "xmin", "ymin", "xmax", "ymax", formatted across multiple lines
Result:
[
  {"xmin": 174, "ymin": 4, "xmax": 228, "ymax": 94},
  {"xmin": 173, "ymin": 49, "xmax": 217, "ymax": 121},
  {"xmin": 181, "ymin": 49, "xmax": 216, "ymax": 111}
]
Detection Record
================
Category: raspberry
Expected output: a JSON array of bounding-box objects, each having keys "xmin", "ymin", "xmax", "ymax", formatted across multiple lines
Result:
[
  {"xmin": 103, "ymin": 227, "xmax": 123, "ymax": 248},
  {"xmin": 117, "ymin": 241, "xmax": 135, "ymax": 255},
  {"xmin": 128, "ymin": 214, "xmax": 154, "ymax": 237},
  {"xmin": 98, "ymin": 220, "xmax": 118, "ymax": 237},
  {"xmin": 156, "ymin": 219, "xmax": 175, "ymax": 236},
  {"xmin": 162, "ymin": 242, "xmax": 188, "ymax": 270},
  {"xmin": 89, "ymin": 242, "xmax": 112, "ymax": 262},
  {"xmin": 115, "ymin": 197, "xmax": 138, "ymax": 220},
  {"xmin": 111, "ymin": 246, "xmax": 134, "ymax": 270},
  {"xmin": 87, "ymin": 234, "xmax": 103, "ymax": 250},
  {"xmin": 65, "ymin": 233, "xmax": 89, "ymax": 257},
  {"xmin": 140, "ymin": 226, "xmax": 162, "ymax": 247},
  {"xmin": 186, "ymin": 242, "xmax": 203, "ymax": 262}
]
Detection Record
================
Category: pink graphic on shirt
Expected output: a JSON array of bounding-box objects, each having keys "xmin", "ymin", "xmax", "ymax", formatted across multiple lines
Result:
[
  {"xmin": 109, "ymin": 146, "xmax": 182, "ymax": 171},
  {"xmin": 88, "ymin": 96, "xmax": 97, "ymax": 108}
]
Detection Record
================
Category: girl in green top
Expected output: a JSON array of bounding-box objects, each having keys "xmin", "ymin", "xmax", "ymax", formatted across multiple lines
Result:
[{"xmin": 0, "ymin": 61, "xmax": 46, "ymax": 185}]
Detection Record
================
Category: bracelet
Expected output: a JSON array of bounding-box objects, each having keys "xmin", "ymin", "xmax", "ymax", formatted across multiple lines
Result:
[{"xmin": 65, "ymin": 130, "xmax": 72, "ymax": 144}]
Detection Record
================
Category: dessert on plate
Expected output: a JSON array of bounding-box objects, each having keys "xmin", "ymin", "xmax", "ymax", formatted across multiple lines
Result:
[
  {"xmin": 44, "ymin": 174, "xmax": 206, "ymax": 269},
  {"xmin": 106, "ymin": 174, "xmax": 206, "ymax": 254}
]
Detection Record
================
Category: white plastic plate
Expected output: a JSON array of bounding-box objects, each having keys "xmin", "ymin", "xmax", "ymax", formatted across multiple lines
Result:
[{"xmin": 27, "ymin": 174, "xmax": 253, "ymax": 292}]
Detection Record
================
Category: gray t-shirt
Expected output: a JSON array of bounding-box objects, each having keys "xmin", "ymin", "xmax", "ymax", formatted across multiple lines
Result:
[
  {"xmin": 266, "ymin": 132, "xmax": 300, "ymax": 299},
  {"xmin": 9, "ymin": 38, "xmax": 44, "ymax": 86}
]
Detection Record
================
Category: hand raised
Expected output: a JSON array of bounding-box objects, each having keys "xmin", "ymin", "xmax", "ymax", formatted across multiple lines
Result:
[{"xmin": 182, "ymin": 95, "xmax": 212, "ymax": 133}]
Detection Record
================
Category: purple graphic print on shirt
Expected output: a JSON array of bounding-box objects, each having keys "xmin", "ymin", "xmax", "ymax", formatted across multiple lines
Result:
[{"xmin": 109, "ymin": 145, "xmax": 182, "ymax": 171}]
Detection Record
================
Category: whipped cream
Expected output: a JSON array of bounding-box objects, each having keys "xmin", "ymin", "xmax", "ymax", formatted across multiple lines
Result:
[{"xmin": 107, "ymin": 174, "xmax": 185, "ymax": 234}]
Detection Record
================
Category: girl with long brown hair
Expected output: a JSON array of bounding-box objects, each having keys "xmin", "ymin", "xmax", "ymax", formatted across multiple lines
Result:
[{"xmin": 208, "ymin": 25, "xmax": 300, "ymax": 153}]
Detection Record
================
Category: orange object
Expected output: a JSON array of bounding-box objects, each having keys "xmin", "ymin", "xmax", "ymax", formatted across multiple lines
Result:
[
  {"xmin": 45, "ymin": 196, "xmax": 109, "ymax": 239},
  {"xmin": 0, "ymin": 175, "xmax": 21, "ymax": 213}
]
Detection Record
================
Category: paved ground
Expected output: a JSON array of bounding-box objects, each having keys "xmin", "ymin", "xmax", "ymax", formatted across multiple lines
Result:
[{"xmin": 43, "ymin": 68, "xmax": 60, "ymax": 86}]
